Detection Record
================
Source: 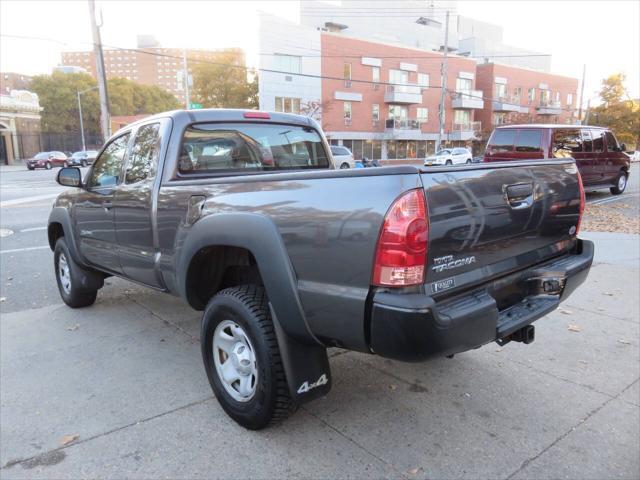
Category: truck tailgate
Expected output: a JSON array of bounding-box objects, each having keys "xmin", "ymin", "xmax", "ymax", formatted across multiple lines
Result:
[{"xmin": 421, "ymin": 160, "xmax": 582, "ymax": 297}]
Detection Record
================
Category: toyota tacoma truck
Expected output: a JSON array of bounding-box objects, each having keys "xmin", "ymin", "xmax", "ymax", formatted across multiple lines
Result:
[{"xmin": 48, "ymin": 109, "xmax": 594, "ymax": 429}]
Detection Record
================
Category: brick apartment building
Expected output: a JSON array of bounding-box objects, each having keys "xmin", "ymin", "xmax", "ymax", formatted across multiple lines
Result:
[
  {"xmin": 60, "ymin": 39, "xmax": 245, "ymax": 105},
  {"xmin": 1, "ymin": 72, "xmax": 32, "ymax": 94},
  {"xmin": 475, "ymin": 62, "xmax": 579, "ymax": 138},
  {"xmin": 320, "ymin": 33, "xmax": 484, "ymax": 161}
]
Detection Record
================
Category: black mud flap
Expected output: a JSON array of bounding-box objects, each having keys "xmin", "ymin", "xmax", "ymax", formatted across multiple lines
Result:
[{"xmin": 271, "ymin": 307, "xmax": 332, "ymax": 404}]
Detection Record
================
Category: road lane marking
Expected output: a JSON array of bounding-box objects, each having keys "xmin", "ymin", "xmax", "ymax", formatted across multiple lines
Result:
[
  {"xmin": 588, "ymin": 193, "xmax": 639, "ymax": 206},
  {"xmin": 0, "ymin": 194, "xmax": 58, "ymax": 208},
  {"xmin": 19, "ymin": 226, "xmax": 47, "ymax": 233},
  {"xmin": 0, "ymin": 245, "xmax": 49, "ymax": 254}
]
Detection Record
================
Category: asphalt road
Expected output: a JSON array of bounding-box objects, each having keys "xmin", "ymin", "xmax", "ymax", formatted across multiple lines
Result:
[{"xmin": 0, "ymin": 164, "xmax": 638, "ymax": 479}]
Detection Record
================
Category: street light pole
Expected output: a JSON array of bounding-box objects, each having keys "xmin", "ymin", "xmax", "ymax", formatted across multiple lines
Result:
[
  {"xmin": 437, "ymin": 11, "xmax": 450, "ymax": 152},
  {"xmin": 77, "ymin": 91, "xmax": 86, "ymax": 151}
]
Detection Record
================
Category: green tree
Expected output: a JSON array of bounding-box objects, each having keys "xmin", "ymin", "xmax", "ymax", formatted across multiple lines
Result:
[
  {"xmin": 191, "ymin": 54, "xmax": 258, "ymax": 109},
  {"xmin": 29, "ymin": 72, "xmax": 180, "ymax": 135},
  {"xmin": 590, "ymin": 74, "xmax": 640, "ymax": 149}
]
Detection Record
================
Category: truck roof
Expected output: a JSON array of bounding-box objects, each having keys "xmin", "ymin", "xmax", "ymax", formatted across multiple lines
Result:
[{"xmin": 115, "ymin": 109, "xmax": 318, "ymax": 136}]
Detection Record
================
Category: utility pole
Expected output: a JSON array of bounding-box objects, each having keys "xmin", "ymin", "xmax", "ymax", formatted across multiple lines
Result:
[
  {"xmin": 77, "ymin": 91, "xmax": 86, "ymax": 151},
  {"xmin": 584, "ymin": 98, "xmax": 591, "ymax": 125},
  {"xmin": 578, "ymin": 64, "xmax": 586, "ymax": 123},
  {"xmin": 88, "ymin": 0, "xmax": 110, "ymax": 140},
  {"xmin": 437, "ymin": 10, "xmax": 449, "ymax": 152},
  {"xmin": 183, "ymin": 49, "xmax": 190, "ymax": 109}
]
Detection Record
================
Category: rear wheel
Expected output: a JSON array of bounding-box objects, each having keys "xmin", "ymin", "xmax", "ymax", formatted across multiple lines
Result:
[
  {"xmin": 340, "ymin": 162, "xmax": 350, "ymax": 169},
  {"xmin": 466, "ymin": 159, "xmax": 472, "ymax": 164},
  {"xmin": 81, "ymin": 160, "xmax": 88, "ymax": 167},
  {"xmin": 445, "ymin": 160, "xmax": 453, "ymax": 166},
  {"xmin": 54, "ymin": 238, "xmax": 98, "ymax": 308},
  {"xmin": 45, "ymin": 161, "xmax": 52, "ymax": 170},
  {"xmin": 610, "ymin": 171, "xmax": 628, "ymax": 195},
  {"xmin": 201, "ymin": 285, "xmax": 297, "ymax": 429}
]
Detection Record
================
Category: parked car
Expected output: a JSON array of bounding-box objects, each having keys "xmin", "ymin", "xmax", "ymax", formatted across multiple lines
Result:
[
  {"xmin": 49, "ymin": 109, "xmax": 593, "ymax": 430},
  {"xmin": 424, "ymin": 147, "xmax": 472, "ymax": 166},
  {"xmin": 483, "ymin": 125, "xmax": 631, "ymax": 195},
  {"xmin": 26, "ymin": 151, "xmax": 69, "ymax": 170},
  {"xmin": 69, "ymin": 150, "xmax": 99, "ymax": 167},
  {"xmin": 330, "ymin": 145, "xmax": 355, "ymax": 168},
  {"xmin": 624, "ymin": 150, "xmax": 640, "ymax": 162}
]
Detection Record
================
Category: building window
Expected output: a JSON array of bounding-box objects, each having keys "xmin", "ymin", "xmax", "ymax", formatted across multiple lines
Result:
[
  {"xmin": 495, "ymin": 83, "xmax": 507, "ymax": 99},
  {"xmin": 389, "ymin": 69, "xmax": 408, "ymax": 85},
  {"xmin": 344, "ymin": 101, "xmax": 352, "ymax": 125},
  {"xmin": 555, "ymin": 91, "xmax": 561, "ymax": 103},
  {"xmin": 540, "ymin": 89, "xmax": 551, "ymax": 105},
  {"xmin": 528, "ymin": 88, "xmax": 536, "ymax": 103},
  {"xmin": 372, "ymin": 104, "xmax": 380, "ymax": 121},
  {"xmin": 273, "ymin": 54, "xmax": 301, "ymax": 74},
  {"xmin": 418, "ymin": 73, "xmax": 429, "ymax": 88},
  {"xmin": 456, "ymin": 77, "xmax": 472, "ymax": 93},
  {"xmin": 567, "ymin": 93, "xmax": 573, "ymax": 106},
  {"xmin": 513, "ymin": 87, "xmax": 522, "ymax": 101},
  {"xmin": 343, "ymin": 63, "xmax": 351, "ymax": 80},
  {"xmin": 454, "ymin": 109, "xmax": 470, "ymax": 126},
  {"xmin": 372, "ymin": 66, "xmax": 380, "ymax": 83},
  {"xmin": 493, "ymin": 112, "xmax": 507, "ymax": 125},
  {"xmin": 275, "ymin": 96, "xmax": 301, "ymax": 114},
  {"xmin": 417, "ymin": 107, "xmax": 428, "ymax": 122}
]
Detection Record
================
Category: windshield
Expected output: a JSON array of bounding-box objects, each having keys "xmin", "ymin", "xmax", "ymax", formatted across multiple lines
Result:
[
  {"xmin": 34, "ymin": 152, "xmax": 49, "ymax": 159},
  {"xmin": 71, "ymin": 152, "xmax": 84, "ymax": 158},
  {"xmin": 179, "ymin": 122, "xmax": 329, "ymax": 174},
  {"xmin": 436, "ymin": 149, "xmax": 451, "ymax": 156}
]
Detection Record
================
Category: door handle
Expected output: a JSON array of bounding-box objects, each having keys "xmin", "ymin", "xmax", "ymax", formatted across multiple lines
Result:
[
  {"xmin": 505, "ymin": 183, "xmax": 534, "ymax": 209},
  {"xmin": 102, "ymin": 201, "xmax": 113, "ymax": 210}
]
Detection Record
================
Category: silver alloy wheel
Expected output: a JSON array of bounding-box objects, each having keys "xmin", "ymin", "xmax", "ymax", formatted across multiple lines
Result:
[
  {"xmin": 58, "ymin": 253, "xmax": 71, "ymax": 294},
  {"xmin": 213, "ymin": 320, "xmax": 258, "ymax": 402},
  {"xmin": 618, "ymin": 174, "xmax": 627, "ymax": 191}
]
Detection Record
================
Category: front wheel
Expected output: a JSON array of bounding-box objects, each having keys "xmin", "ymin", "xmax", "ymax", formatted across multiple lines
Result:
[
  {"xmin": 201, "ymin": 285, "xmax": 297, "ymax": 429},
  {"xmin": 610, "ymin": 171, "xmax": 628, "ymax": 195},
  {"xmin": 466, "ymin": 159, "xmax": 472, "ymax": 164},
  {"xmin": 45, "ymin": 162, "xmax": 52, "ymax": 170},
  {"xmin": 54, "ymin": 238, "xmax": 98, "ymax": 308},
  {"xmin": 339, "ymin": 162, "xmax": 350, "ymax": 169},
  {"xmin": 27, "ymin": 166, "xmax": 35, "ymax": 171},
  {"xmin": 445, "ymin": 160, "xmax": 453, "ymax": 166}
]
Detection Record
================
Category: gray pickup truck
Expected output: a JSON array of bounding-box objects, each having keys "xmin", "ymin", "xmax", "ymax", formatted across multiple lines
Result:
[{"xmin": 49, "ymin": 109, "xmax": 594, "ymax": 429}]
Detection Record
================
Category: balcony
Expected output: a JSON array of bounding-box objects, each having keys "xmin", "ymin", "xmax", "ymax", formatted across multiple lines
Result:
[
  {"xmin": 452, "ymin": 90, "xmax": 484, "ymax": 109},
  {"xmin": 384, "ymin": 84, "xmax": 422, "ymax": 104},
  {"xmin": 385, "ymin": 118, "xmax": 421, "ymax": 131},
  {"xmin": 450, "ymin": 121, "xmax": 481, "ymax": 141},
  {"xmin": 492, "ymin": 96, "xmax": 528, "ymax": 113},
  {"xmin": 537, "ymin": 101, "xmax": 562, "ymax": 115}
]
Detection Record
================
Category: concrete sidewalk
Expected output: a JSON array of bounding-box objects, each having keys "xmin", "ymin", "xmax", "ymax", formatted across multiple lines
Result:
[{"xmin": 1, "ymin": 234, "xmax": 638, "ymax": 479}]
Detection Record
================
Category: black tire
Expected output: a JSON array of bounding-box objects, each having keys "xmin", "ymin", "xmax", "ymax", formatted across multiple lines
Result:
[
  {"xmin": 27, "ymin": 166, "xmax": 35, "ymax": 171},
  {"xmin": 54, "ymin": 237, "xmax": 98, "ymax": 308},
  {"xmin": 445, "ymin": 160, "xmax": 453, "ymax": 165},
  {"xmin": 201, "ymin": 285, "xmax": 297, "ymax": 429},
  {"xmin": 45, "ymin": 161, "xmax": 52, "ymax": 170},
  {"xmin": 610, "ymin": 171, "xmax": 628, "ymax": 195},
  {"xmin": 466, "ymin": 159, "xmax": 471, "ymax": 164},
  {"xmin": 340, "ymin": 162, "xmax": 350, "ymax": 169},
  {"xmin": 81, "ymin": 160, "xmax": 88, "ymax": 167}
]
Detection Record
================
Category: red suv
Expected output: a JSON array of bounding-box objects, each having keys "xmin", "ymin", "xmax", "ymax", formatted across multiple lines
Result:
[{"xmin": 483, "ymin": 125, "xmax": 631, "ymax": 195}]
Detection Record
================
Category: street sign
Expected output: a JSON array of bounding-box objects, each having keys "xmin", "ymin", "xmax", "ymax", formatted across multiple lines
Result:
[{"xmin": 190, "ymin": 103, "xmax": 203, "ymax": 109}]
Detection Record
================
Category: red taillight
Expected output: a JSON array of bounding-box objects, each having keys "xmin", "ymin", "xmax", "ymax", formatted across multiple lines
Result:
[
  {"xmin": 576, "ymin": 171, "xmax": 586, "ymax": 235},
  {"xmin": 243, "ymin": 111, "xmax": 270, "ymax": 119},
  {"xmin": 372, "ymin": 189, "xmax": 428, "ymax": 286}
]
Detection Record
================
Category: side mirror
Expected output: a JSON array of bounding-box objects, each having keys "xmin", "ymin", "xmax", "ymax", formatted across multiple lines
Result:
[
  {"xmin": 57, "ymin": 167, "xmax": 82, "ymax": 188},
  {"xmin": 619, "ymin": 143, "xmax": 627, "ymax": 152}
]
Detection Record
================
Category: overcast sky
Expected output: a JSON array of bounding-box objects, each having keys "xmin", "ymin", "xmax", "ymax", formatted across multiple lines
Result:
[{"xmin": 1, "ymin": 0, "xmax": 638, "ymax": 106}]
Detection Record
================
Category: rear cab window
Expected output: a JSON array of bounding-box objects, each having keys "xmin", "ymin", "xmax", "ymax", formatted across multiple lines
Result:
[
  {"xmin": 488, "ymin": 129, "xmax": 517, "ymax": 152},
  {"xmin": 179, "ymin": 123, "xmax": 329, "ymax": 174}
]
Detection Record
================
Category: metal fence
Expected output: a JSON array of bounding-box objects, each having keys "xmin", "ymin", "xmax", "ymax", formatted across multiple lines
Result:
[{"xmin": 4, "ymin": 133, "xmax": 104, "ymax": 163}]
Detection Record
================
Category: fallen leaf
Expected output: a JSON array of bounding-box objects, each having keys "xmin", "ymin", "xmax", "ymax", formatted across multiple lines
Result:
[
  {"xmin": 389, "ymin": 384, "xmax": 397, "ymax": 391},
  {"xmin": 495, "ymin": 347, "xmax": 503, "ymax": 352},
  {"xmin": 617, "ymin": 339, "xmax": 631, "ymax": 345},
  {"xmin": 407, "ymin": 467, "xmax": 420, "ymax": 475},
  {"xmin": 578, "ymin": 360, "xmax": 588, "ymax": 365},
  {"xmin": 603, "ymin": 292, "xmax": 614, "ymax": 296},
  {"xmin": 0, "ymin": 297, "xmax": 5, "ymax": 303},
  {"xmin": 59, "ymin": 434, "xmax": 79, "ymax": 446},
  {"xmin": 567, "ymin": 324, "xmax": 581, "ymax": 332},
  {"xmin": 66, "ymin": 324, "xmax": 80, "ymax": 331},
  {"xmin": 559, "ymin": 309, "xmax": 573, "ymax": 315}
]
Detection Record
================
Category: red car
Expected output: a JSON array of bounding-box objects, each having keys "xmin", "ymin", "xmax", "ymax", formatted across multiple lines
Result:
[
  {"xmin": 26, "ymin": 151, "xmax": 69, "ymax": 170},
  {"xmin": 483, "ymin": 125, "xmax": 631, "ymax": 195}
]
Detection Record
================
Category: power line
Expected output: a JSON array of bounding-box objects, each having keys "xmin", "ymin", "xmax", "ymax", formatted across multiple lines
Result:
[{"xmin": 1, "ymin": 33, "xmax": 579, "ymax": 113}]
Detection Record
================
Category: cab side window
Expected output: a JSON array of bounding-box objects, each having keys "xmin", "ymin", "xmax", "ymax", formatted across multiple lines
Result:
[
  {"xmin": 552, "ymin": 129, "xmax": 582, "ymax": 158},
  {"xmin": 126, "ymin": 123, "xmax": 161, "ymax": 184},
  {"xmin": 581, "ymin": 129, "xmax": 593, "ymax": 152},
  {"xmin": 604, "ymin": 131, "xmax": 620, "ymax": 152},
  {"xmin": 591, "ymin": 129, "xmax": 604, "ymax": 153},
  {"xmin": 489, "ymin": 129, "xmax": 516, "ymax": 152},
  {"xmin": 88, "ymin": 133, "xmax": 130, "ymax": 188}
]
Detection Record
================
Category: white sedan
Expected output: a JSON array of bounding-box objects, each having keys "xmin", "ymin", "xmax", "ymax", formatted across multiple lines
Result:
[
  {"xmin": 330, "ymin": 145, "xmax": 356, "ymax": 169},
  {"xmin": 424, "ymin": 147, "xmax": 473, "ymax": 166}
]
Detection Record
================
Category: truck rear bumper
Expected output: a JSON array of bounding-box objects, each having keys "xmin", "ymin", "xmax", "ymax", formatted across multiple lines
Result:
[{"xmin": 369, "ymin": 239, "xmax": 594, "ymax": 362}]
